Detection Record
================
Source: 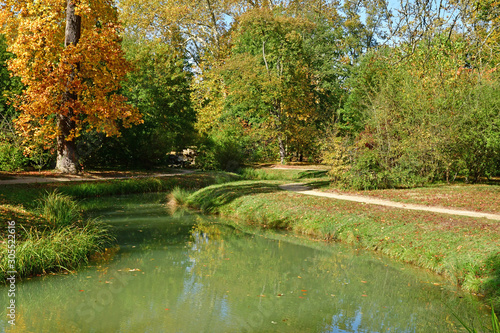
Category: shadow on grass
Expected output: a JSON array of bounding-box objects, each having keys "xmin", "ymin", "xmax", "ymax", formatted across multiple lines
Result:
[
  {"xmin": 188, "ymin": 182, "xmax": 280, "ymax": 213},
  {"xmin": 301, "ymin": 180, "xmax": 331, "ymax": 189},
  {"xmin": 484, "ymin": 253, "xmax": 500, "ymax": 312},
  {"xmin": 298, "ymin": 170, "xmax": 328, "ymax": 179}
]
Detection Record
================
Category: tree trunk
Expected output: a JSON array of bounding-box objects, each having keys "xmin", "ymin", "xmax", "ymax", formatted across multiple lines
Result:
[
  {"xmin": 278, "ymin": 137, "xmax": 286, "ymax": 164},
  {"xmin": 56, "ymin": 0, "xmax": 81, "ymax": 174}
]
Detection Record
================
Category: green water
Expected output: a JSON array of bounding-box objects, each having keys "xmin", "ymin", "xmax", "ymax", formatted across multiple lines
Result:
[{"xmin": 0, "ymin": 195, "xmax": 491, "ymax": 332}]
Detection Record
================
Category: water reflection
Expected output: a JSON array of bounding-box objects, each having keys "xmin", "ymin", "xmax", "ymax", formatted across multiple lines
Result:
[{"xmin": 0, "ymin": 198, "xmax": 490, "ymax": 332}]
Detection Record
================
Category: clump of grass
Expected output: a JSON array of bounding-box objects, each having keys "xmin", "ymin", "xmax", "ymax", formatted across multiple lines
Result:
[
  {"xmin": 0, "ymin": 219, "xmax": 111, "ymax": 280},
  {"xmin": 168, "ymin": 186, "xmax": 193, "ymax": 208},
  {"xmin": 39, "ymin": 191, "xmax": 81, "ymax": 227}
]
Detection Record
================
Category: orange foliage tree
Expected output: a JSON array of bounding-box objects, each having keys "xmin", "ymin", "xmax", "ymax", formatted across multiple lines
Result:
[{"xmin": 0, "ymin": 0, "xmax": 142, "ymax": 173}]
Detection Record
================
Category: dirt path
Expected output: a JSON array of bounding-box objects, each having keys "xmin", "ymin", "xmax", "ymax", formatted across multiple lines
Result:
[
  {"xmin": 279, "ymin": 183, "xmax": 500, "ymax": 221},
  {"xmin": 0, "ymin": 170, "xmax": 194, "ymax": 185}
]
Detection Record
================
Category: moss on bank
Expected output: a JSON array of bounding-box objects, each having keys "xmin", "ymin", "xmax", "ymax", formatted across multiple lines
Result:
[
  {"xmin": 187, "ymin": 181, "xmax": 500, "ymax": 309},
  {"xmin": 0, "ymin": 172, "xmax": 237, "ymax": 280}
]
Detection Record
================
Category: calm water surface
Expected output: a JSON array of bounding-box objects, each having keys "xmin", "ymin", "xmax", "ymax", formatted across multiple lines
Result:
[{"xmin": 0, "ymin": 194, "xmax": 491, "ymax": 332}]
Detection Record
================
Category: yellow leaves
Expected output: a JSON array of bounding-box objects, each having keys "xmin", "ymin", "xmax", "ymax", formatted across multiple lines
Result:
[{"xmin": 1, "ymin": 0, "xmax": 141, "ymax": 156}]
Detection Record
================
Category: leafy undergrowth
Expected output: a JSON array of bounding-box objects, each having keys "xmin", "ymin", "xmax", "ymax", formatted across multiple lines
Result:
[
  {"xmin": 324, "ymin": 184, "xmax": 500, "ymax": 214},
  {"xmin": 188, "ymin": 181, "xmax": 500, "ymax": 309}
]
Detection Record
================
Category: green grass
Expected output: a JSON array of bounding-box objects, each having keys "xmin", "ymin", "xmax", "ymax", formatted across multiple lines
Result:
[
  {"xmin": 168, "ymin": 186, "xmax": 193, "ymax": 207},
  {"xmin": 238, "ymin": 167, "xmax": 328, "ymax": 181},
  {"xmin": 187, "ymin": 181, "xmax": 281, "ymax": 213},
  {"xmin": 453, "ymin": 306, "xmax": 500, "ymax": 333},
  {"xmin": 187, "ymin": 180, "xmax": 500, "ymax": 310},
  {"xmin": 39, "ymin": 191, "xmax": 81, "ymax": 228},
  {"xmin": 0, "ymin": 219, "xmax": 110, "ymax": 280}
]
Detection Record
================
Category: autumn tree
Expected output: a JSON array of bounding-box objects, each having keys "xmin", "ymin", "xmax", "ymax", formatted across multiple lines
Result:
[{"xmin": 0, "ymin": 0, "xmax": 141, "ymax": 173}]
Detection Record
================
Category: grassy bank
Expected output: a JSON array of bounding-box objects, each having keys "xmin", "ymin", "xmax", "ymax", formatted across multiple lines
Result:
[
  {"xmin": 186, "ymin": 180, "xmax": 500, "ymax": 309},
  {"xmin": 0, "ymin": 171, "xmax": 237, "ymax": 280}
]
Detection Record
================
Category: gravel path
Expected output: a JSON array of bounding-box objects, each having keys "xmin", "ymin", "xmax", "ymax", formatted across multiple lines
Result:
[{"xmin": 279, "ymin": 183, "xmax": 500, "ymax": 221}]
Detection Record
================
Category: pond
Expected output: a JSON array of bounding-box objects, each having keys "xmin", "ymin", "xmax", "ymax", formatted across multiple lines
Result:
[{"xmin": 0, "ymin": 194, "xmax": 491, "ymax": 332}]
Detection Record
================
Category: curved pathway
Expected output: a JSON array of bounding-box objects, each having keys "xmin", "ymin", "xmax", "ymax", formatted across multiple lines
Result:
[{"xmin": 279, "ymin": 183, "xmax": 500, "ymax": 221}]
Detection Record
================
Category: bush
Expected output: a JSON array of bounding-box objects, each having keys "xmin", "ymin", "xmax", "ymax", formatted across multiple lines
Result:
[
  {"xmin": 0, "ymin": 137, "xmax": 27, "ymax": 171},
  {"xmin": 323, "ymin": 37, "xmax": 500, "ymax": 189},
  {"xmin": 196, "ymin": 136, "xmax": 245, "ymax": 172}
]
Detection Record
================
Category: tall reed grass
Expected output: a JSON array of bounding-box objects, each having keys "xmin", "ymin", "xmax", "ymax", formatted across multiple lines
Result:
[
  {"xmin": 0, "ymin": 219, "xmax": 110, "ymax": 280},
  {"xmin": 40, "ymin": 191, "xmax": 81, "ymax": 227}
]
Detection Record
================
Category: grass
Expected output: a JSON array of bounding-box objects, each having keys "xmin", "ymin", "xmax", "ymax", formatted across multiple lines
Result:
[
  {"xmin": 453, "ymin": 306, "xmax": 500, "ymax": 333},
  {"xmin": 39, "ymin": 191, "xmax": 81, "ymax": 228},
  {"xmin": 187, "ymin": 181, "xmax": 281, "ymax": 213},
  {"xmin": 167, "ymin": 186, "xmax": 193, "ymax": 208},
  {"xmin": 324, "ymin": 183, "xmax": 500, "ymax": 214},
  {"xmin": 187, "ymin": 180, "xmax": 500, "ymax": 310},
  {"xmin": 238, "ymin": 167, "xmax": 328, "ymax": 181},
  {"xmin": 0, "ymin": 198, "xmax": 110, "ymax": 280}
]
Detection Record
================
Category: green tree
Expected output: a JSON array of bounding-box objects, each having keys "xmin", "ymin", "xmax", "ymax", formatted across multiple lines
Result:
[{"xmin": 221, "ymin": 8, "xmax": 318, "ymax": 163}]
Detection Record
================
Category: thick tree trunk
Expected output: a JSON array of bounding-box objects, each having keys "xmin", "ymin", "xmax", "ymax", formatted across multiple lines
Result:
[
  {"xmin": 56, "ymin": 114, "xmax": 78, "ymax": 173},
  {"xmin": 56, "ymin": 0, "xmax": 81, "ymax": 174}
]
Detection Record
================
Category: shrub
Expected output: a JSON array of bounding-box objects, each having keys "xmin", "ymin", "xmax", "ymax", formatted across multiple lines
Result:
[
  {"xmin": 196, "ymin": 136, "xmax": 245, "ymax": 171},
  {"xmin": 0, "ymin": 136, "xmax": 27, "ymax": 171}
]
